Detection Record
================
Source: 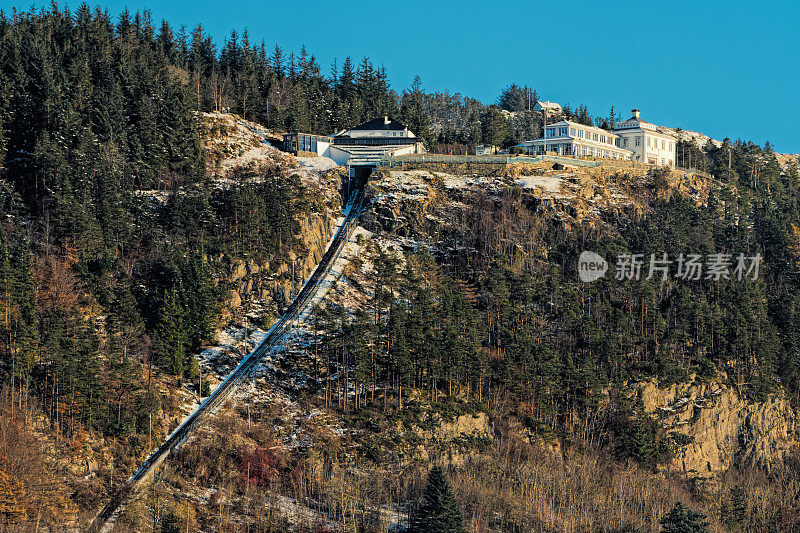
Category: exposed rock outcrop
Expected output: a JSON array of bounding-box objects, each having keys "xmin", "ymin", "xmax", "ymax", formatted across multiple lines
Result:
[
  {"xmin": 221, "ymin": 207, "xmax": 340, "ymax": 323},
  {"xmin": 635, "ymin": 377, "xmax": 798, "ymax": 478}
]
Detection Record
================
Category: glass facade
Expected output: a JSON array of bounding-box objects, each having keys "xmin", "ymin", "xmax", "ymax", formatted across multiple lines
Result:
[{"xmin": 527, "ymin": 122, "xmax": 635, "ymax": 160}]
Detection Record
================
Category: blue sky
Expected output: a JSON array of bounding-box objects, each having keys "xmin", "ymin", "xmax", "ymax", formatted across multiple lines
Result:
[{"xmin": 4, "ymin": 0, "xmax": 799, "ymax": 152}]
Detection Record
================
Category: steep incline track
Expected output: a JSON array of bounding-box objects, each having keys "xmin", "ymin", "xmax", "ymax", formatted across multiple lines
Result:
[{"xmin": 90, "ymin": 190, "xmax": 365, "ymax": 532}]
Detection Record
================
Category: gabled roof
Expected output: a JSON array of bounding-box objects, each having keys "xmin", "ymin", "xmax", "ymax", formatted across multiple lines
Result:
[
  {"xmin": 613, "ymin": 118, "xmax": 676, "ymax": 139},
  {"xmin": 615, "ymin": 117, "xmax": 654, "ymax": 127},
  {"xmin": 349, "ymin": 116, "xmax": 407, "ymax": 131},
  {"xmin": 534, "ymin": 100, "xmax": 562, "ymax": 110}
]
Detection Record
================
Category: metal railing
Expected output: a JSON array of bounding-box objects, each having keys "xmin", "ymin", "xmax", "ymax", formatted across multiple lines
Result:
[{"xmin": 378, "ymin": 153, "xmax": 601, "ymax": 168}]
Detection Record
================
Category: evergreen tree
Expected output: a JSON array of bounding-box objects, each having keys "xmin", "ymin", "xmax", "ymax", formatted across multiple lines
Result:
[
  {"xmin": 410, "ymin": 466, "xmax": 465, "ymax": 533},
  {"xmin": 481, "ymin": 106, "xmax": 511, "ymax": 147},
  {"xmin": 109, "ymin": 279, "xmax": 145, "ymax": 359},
  {"xmin": 660, "ymin": 503, "xmax": 709, "ymax": 533},
  {"xmin": 154, "ymin": 287, "xmax": 189, "ymax": 376},
  {"xmin": 401, "ymin": 76, "xmax": 431, "ymax": 145},
  {"xmin": 722, "ymin": 486, "xmax": 747, "ymax": 530},
  {"xmin": 497, "ymin": 83, "xmax": 532, "ymax": 112},
  {"xmin": 160, "ymin": 510, "xmax": 181, "ymax": 533}
]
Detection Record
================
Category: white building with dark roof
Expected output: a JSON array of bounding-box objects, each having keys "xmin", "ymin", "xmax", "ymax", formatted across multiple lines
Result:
[
  {"xmin": 284, "ymin": 116, "xmax": 424, "ymax": 174},
  {"xmin": 612, "ymin": 109, "xmax": 676, "ymax": 167},
  {"xmin": 332, "ymin": 116, "xmax": 416, "ymax": 139}
]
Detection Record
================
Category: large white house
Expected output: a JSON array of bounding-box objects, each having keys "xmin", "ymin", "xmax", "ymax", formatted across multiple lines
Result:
[
  {"xmin": 521, "ymin": 120, "xmax": 633, "ymax": 160},
  {"xmin": 612, "ymin": 109, "xmax": 676, "ymax": 167}
]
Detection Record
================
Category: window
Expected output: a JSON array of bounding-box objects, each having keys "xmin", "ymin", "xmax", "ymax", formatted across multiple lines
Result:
[
  {"xmin": 559, "ymin": 127, "xmax": 568, "ymax": 136},
  {"xmin": 547, "ymin": 128, "xmax": 556, "ymax": 137},
  {"xmin": 661, "ymin": 140, "xmax": 665, "ymax": 150},
  {"xmin": 569, "ymin": 128, "xmax": 576, "ymax": 136},
  {"xmin": 635, "ymin": 136, "xmax": 641, "ymax": 147},
  {"xmin": 593, "ymin": 133, "xmax": 598, "ymax": 141},
  {"xmin": 647, "ymin": 137, "xmax": 651, "ymax": 147}
]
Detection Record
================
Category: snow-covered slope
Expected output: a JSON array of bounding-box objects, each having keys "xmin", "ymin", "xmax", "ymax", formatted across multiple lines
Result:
[{"xmin": 662, "ymin": 126, "xmax": 722, "ymax": 149}]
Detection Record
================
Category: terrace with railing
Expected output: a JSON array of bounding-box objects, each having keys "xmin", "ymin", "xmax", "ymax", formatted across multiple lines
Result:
[
  {"xmin": 379, "ymin": 153, "xmax": 602, "ymax": 168},
  {"xmin": 378, "ymin": 153, "xmax": 713, "ymax": 180}
]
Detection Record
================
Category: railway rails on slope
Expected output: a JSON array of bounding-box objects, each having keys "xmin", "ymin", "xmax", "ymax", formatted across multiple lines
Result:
[{"xmin": 90, "ymin": 189, "xmax": 365, "ymax": 532}]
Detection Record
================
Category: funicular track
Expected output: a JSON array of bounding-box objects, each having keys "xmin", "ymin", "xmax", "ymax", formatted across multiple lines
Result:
[{"xmin": 90, "ymin": 189, "xmax": 365, "ymax": 532}]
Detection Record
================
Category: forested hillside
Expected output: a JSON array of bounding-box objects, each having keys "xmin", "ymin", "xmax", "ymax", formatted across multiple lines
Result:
[{"xmin": 0, "ymin": 6, "xmax": 336, "ymax": 526}]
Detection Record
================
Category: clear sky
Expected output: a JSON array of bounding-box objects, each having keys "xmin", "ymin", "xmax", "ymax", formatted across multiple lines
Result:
[{"xmin": 3, "ymin": 0, "xmax": 799, "ymax": 152}]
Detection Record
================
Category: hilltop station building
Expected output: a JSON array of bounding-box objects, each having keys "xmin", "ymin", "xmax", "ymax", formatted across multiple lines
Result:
[
  {"xmin": 283, "ymin": 116, "xmax": 424, "ymax": 176},
  {"xmin": 522, "ymin": 108, "xmax": 677, "ymax": 168}
]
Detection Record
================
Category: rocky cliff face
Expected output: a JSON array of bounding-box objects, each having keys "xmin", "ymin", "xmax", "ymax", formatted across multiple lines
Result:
[
  {"xmin": 222, "ymin": 206, "xmax": 340, "ymax": 322},
  {"xmin": 636, "ymin": 377, "xmax": 798, "ymax": 478},
  {"xmin": 361, "ymin": 164, "xmax": 713, "ymax": 240},
  {"xmin": 197, "ymin": 112, "xmax": 345, "ymax": 324}
]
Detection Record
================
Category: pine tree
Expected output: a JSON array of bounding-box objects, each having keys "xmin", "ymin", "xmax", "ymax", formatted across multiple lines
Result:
[
  {"xmin": 631, "ymin": 413, "xmax": 657, "ymax": 463},
  {"xmin": 481, "ymin": 106, "xmax": 510, "ymax": 148},
  {"xmin": 154, "ymin": 287, "xmax": 189, "ymax": 376},
  {"xmin": 410, "ymin": 466, "xmax": 465, "ymax": 533},
  {"xmin": 0, "ymin": 107, "xmax": 6, "ymax": 170},
  {"xmin": 178, "ymin": 254, "xmax": 218, "ymax": 353},
  {"xmin": 401, "ymin": 76, "xmax": 430, "ymax": 145},
  {"xmin": 109, "ymin": 279, "xmax": 145, "ymax": 359},
  {"xmin": 722, "ymin": 486, "xmax": 747, "ymax": 530},
  {"xmin": 788, "ymin": 223, "xmax": 800, "ymax": 274},
  {"xmin": 660, "ymin": 502, "xmax": 709, "ymax": 533},
  {"xmin": 160, "ymin": 510, "xmax": 181, "ymax": 533}
]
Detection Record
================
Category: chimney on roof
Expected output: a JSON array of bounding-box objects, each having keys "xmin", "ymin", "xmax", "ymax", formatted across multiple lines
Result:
[
  {"xmin": 632, "ymin": 108, "xmax": 640, "ymax": 119},
  {"xmin": 384, "ymin": 115, "xmax": 390, "ymax": 125}
]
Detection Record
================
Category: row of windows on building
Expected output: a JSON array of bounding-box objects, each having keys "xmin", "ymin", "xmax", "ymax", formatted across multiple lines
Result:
[
  {"xmin": 648, "ymin": 137, "xmax": 673, "ymax": 151},
  {"xmin": 542, "ymin": 143, "xmax": 627, "ymax": 159},
  {"xmin": 618, "ymin": 136, "xmax": 674, "ymax": 151},
  {"xmin": 545, "ymin": 127, "xmax": 675, "ymax": 153},
  {"xmin": 546, "ymin": 127, "xmax": 569, "ymax": 138},
  {"xmin": 546, "ymin": 126, "xmax": 616, "ymax": 146}
]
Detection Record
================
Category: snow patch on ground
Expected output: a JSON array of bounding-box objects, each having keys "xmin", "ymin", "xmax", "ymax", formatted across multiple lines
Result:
[
  {"xmin": 515, "ymin": 175, "xmax": 564, "ymax": 195},
  {"xmin": 296, "ymin": 156, "xmax": 340, "ymax": 175},
  {"xmin": 297, "ymin": 224, "xmax": 371, "ymax": 323},
  {"xmin": 211, "ymin": 141, "xmax": 300, "ymax": 176}
]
